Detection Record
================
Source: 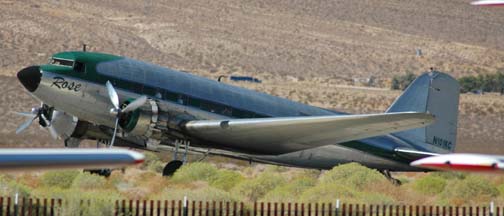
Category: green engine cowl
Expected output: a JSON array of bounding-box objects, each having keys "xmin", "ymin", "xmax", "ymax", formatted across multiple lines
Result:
[{"xmin": 118, "ymin": 98, "xmax": 158, "ymax": 137}]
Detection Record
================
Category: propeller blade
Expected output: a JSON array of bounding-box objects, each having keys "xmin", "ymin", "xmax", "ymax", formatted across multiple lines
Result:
[
  {"xmin": 109, "ymin": 118, "xmax": 119, "ymax": 148},
  {"xmin": 13, "ymin": 111, "xmax": 37, "ymax": 118},
  {"xmin": 106, "ymin": 81, "xmax": 120, "ymax": 110},
  {"xmin": 16, "ymin": 117, "xmax": 36, "ymax": 134},
  {"xmin": 40, "ymin": 113, "xmax": 51, "ymax": 127},
  {"xmin": 47, "ymin": 126, "xmax": 59, "ymax": 140},
  {"xmin": 122, "ymin": 95, "xmax": 147, "ymax": 113}
]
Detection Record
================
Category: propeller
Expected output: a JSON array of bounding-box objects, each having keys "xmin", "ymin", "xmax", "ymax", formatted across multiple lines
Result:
[
  {"xmin": 14, "ymin": 105, "xmax": 59, "ymax": 140},
  {"xmin": 105, "ymin": 81, "xmax": 147, "ymax": 147}
]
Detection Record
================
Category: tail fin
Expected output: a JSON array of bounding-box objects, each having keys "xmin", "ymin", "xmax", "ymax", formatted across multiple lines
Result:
[{"xmin": 387, "ymin": 71, "xmax": 459, "ymax": 153}]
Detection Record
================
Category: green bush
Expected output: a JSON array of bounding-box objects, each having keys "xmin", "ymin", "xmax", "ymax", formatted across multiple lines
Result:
[
  {"xmin": 413, "ymin": 175, "xmax": 447, "ymax": 195},
  {"xmin": 171, "ymin": 162, "xmax": 218, "ymax": 182},
  {"xmin": 458, "ymin": 72, "xmax": 504, "ymax": 93},
  {"xmin": 262, "ymin": 176, "xmax": 316, "ymax": 202},
  {"xmin": 356, "ymin": 192, "xmax": 395, "ymax": 205},
  {"xmin": 431, "ymin": 171, "xmax": 466, "ymax": 180},
  {"xmin": 442, "ymin": 175, "xmax": 498, "ymax": 202},
  {"xmin": 233, "ymin": 172, "xmax": 286, "ymax": 202},
  {"xmin": 72, "ymin": 173, "xmax": 107, "ymax": 190},
  {"xmin": 300, "ymin": 183, "xmax": 357, "ymax": 203},
  {"xmin": 41, "ymin": 171, "xmax": 80, "ymax": 189},
  {"xmin": 210, "ymin": 170, "xmax": 244, "ymax": 191},
  {"xmin": 148, "ymin": 160, "xmax": 165, "ymax": 173},
  {"xmin": 62, "ymin": 189, "xmax": 123, "ymax": 216},
  {"xmin": 391, "ymin": 73, "xmax": 417, "ymax": 90},
  {"xmin": 497, "ymin": 184, "xmax": 504, "ymax": 197},
  {"xmin": 153, "ymin": 186, "xmax": 241, "ymax": 202},
  {"xmin": 320, "ymin": 163, "xmax": 387, "ymax": 189},
  {"xmin": 0, "ymin": 175, "xmax": 31, "ymax": 197},
  {"xmin": 142, "ymin": 152, "xmax": 163, "ymax": 170}
]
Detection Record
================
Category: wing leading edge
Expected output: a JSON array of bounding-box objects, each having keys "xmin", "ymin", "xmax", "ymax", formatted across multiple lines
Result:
[{"xmin": 184, "ymin": 112, "xmax": 434, "ymax": 155}]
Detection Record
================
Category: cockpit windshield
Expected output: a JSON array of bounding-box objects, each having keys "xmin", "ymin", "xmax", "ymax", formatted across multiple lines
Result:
[{"xmin": 49, "ymin": 58, "xmax": 74, "ymax": 67}]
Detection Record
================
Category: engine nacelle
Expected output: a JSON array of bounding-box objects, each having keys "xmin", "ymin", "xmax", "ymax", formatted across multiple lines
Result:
[
  {"xmin": 49, "ymin": 110, "xmax": 78, "ymax": 140},
  {"xmin": 119, "ymin": 99, "xmax": 161, "ymax": 139}
]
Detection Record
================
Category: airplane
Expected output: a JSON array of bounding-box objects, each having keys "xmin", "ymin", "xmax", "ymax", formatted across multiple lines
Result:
[
  {"xmin": 411, "ymin": 154, "xmax": 504, "ymax": 173},
  {"xmin": 0, "ymin": 148, "xmax": 144, "ymax": 172},
  {"xmin": 471, "ymin": 0, "xmax": 504, "ymax": 6},
  {"xmin": 15, "ymin": 50, "xmax": 459, "ymax": 182}
]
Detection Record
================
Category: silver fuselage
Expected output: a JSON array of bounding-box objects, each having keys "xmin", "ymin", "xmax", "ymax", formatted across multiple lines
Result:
[{"xmin": 30, "ymin": 58, "xmax": 427, "ymax": 171}]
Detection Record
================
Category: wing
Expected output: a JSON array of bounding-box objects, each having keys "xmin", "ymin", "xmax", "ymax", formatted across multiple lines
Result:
[
  {"xmin": 0, "ymin": 148, "xmax": 144, "ymax": 171},
  {"xmin": 411, "ymin": 153, "xmax": 504, "ymax": 172},
  {"xmin": 184, "ymin": 112, "xmax": 434, "ymax": 155}
]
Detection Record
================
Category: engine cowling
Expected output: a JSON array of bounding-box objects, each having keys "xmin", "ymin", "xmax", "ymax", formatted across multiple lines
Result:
[
  {"xmin": 49, "ymin": 110, "xmax": 78, "ymax": 140},
  {"xmin": 118, "ymin": 99, "xmax": 160, "ymax": 138}
]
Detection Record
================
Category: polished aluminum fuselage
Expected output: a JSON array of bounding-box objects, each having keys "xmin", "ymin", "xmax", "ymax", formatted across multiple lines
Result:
[{"xmin": 32, "ymin": 60, "xmax": 420, "ymax": 171}]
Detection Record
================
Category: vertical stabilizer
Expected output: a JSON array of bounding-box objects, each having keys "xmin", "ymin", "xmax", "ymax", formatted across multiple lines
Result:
[{"xmin": 387, "ymin": 71, "xmax": 459, "ymax": 153}]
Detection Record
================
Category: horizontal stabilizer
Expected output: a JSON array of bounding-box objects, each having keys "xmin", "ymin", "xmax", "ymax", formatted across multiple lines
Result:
[{"xmin": 184, "ymin": 112, "xmax": 434, "ymax": 155}]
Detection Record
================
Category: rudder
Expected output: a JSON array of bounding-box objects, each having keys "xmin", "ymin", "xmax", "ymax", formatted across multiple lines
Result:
[{"xmin": 386, "ymin": 71, "xmax": 459, "ymax": 153}]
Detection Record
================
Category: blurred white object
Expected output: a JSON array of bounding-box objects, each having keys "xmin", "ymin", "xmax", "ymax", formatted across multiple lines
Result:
[
  {"xmin": 411, "ymin": 153, "xmax": 504, "ymax": 172},
  {"xmin": 0, "ymin": 148, "xmax": 144, "ymax": 171},
  {"xmin": 471, "ymin": 0, "xmax": 504, "ymax": 6}
]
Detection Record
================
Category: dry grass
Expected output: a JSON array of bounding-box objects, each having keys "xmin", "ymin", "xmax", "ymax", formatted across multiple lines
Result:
[{"xmin": 0, "ymin": 0, "xmax": 503, "ymax": 81}]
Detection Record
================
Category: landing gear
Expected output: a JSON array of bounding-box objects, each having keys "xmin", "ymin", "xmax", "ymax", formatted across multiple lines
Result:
[
  {"xmin": 380, "ymin": 169, "xmax": 402, "ymax": 186},
  {"xmin": 162, "ymin": 139, "xmax": 190, "ymax": 176}
]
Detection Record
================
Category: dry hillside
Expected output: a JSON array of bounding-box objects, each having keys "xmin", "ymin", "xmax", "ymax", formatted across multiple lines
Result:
[{"xmin": 0, "ymin": 0, "xmax": 503, "ymax": 153}]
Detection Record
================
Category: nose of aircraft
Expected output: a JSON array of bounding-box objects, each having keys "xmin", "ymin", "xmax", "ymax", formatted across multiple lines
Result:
[{"xmin": 17, "ymin": 66, "xmax": 41, "ymax": 92}]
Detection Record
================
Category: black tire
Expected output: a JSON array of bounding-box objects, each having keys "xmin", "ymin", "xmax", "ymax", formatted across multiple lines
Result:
[{"xmin": 163, "ymin": 160, "xmax": 183, "ymax": 176}]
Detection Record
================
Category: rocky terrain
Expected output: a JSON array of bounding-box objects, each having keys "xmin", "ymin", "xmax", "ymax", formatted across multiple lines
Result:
[{"xmin": 1, "ymin": 0, "xmax": 503, "ymax": 153}]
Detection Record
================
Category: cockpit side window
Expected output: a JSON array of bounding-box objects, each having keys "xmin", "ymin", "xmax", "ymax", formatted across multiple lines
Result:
[
  {"xmin": 49, "ymin": 58, "xmax": 74, "ymax": 67},
  {"xmin": 74, "ymin": 61, "xmax": 85, "ymax": 73}
]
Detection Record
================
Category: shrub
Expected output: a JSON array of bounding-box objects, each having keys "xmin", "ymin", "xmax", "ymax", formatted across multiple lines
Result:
[
  {"xmin": 0, "ymin": 175, "xmax": 31, "ymax": 197},
  {"xmin": 171, "ymin": 162, "xmax": 218, "ymax": 183},
  {"xmin": 356, "ymin": 192, "xmax": 395, "ymax": 205},
  {"xmin": 391, "ymin": 73, "xmax": 417, "ymax": 90},
  {"xmin": 153, "ymin": 186, "xmax": 241, "ymax": 202},
  {"xmin": 300, "ymin": 183, "xmax": 357, "ymax": 203},
  {"xmin": 441, "ymin": 175, "xmax": 498, "ymax": 204},
  {"xmin": 62, "ymin": 189, "xmax": 124, "ymax": 216},
  {"xmin": 72, "ymin": 172, "xmax": 107, "ymax": 190},
  {"xmin": 262, "ymin": 176, "xmax": 316, "ymax": 202},
  {"xmin": 141, "ymin": 152, "xmax": 163, "ymax": 170},
  {"xmin": 233, "ymin": 172, "xmax": 286, "ymax": 202},
  {"xmin": 497, "ymin": 184, "xmax": 504, "ymax": 197},
  {"xmin": 458, "ymin": 72, "xmax": 504, "ymax": 93},
  {"xmin": 413, "ymin": 175, "xmax": 447, "ymax": 195},
  {"xmin": 431, "ymin": 172, "xmax": 466, "ymax": 180},
  {"xmin": 41, "ymin": 171, "xmax": 80, "ymax": 189},
  {"xmin": 210, "ymin": 170, "xmax": 244, "ymax": 191},
  {"xmin": 148, "ymin": 160, "xmax": 165, "ymax": 173},
  {"xmin": 320, "ymin": 163, "xmax": 387, "ymax": 189}
]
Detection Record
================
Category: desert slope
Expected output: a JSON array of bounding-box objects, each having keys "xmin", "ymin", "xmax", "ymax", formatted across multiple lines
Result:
[{"xmin": 1, "ymin": 0, "xmax": 503, "ymax": 153}]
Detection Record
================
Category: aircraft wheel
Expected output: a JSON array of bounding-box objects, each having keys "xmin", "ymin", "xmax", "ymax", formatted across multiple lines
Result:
[{"xmin": 163, "ymin": 160, "xmax": 183, "ymax": 176}]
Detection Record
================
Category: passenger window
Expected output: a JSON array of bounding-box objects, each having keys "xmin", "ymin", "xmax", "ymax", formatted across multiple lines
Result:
[{"xmin": 74, "ymin": 61, "xmax": 85, "ymax": 73}]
